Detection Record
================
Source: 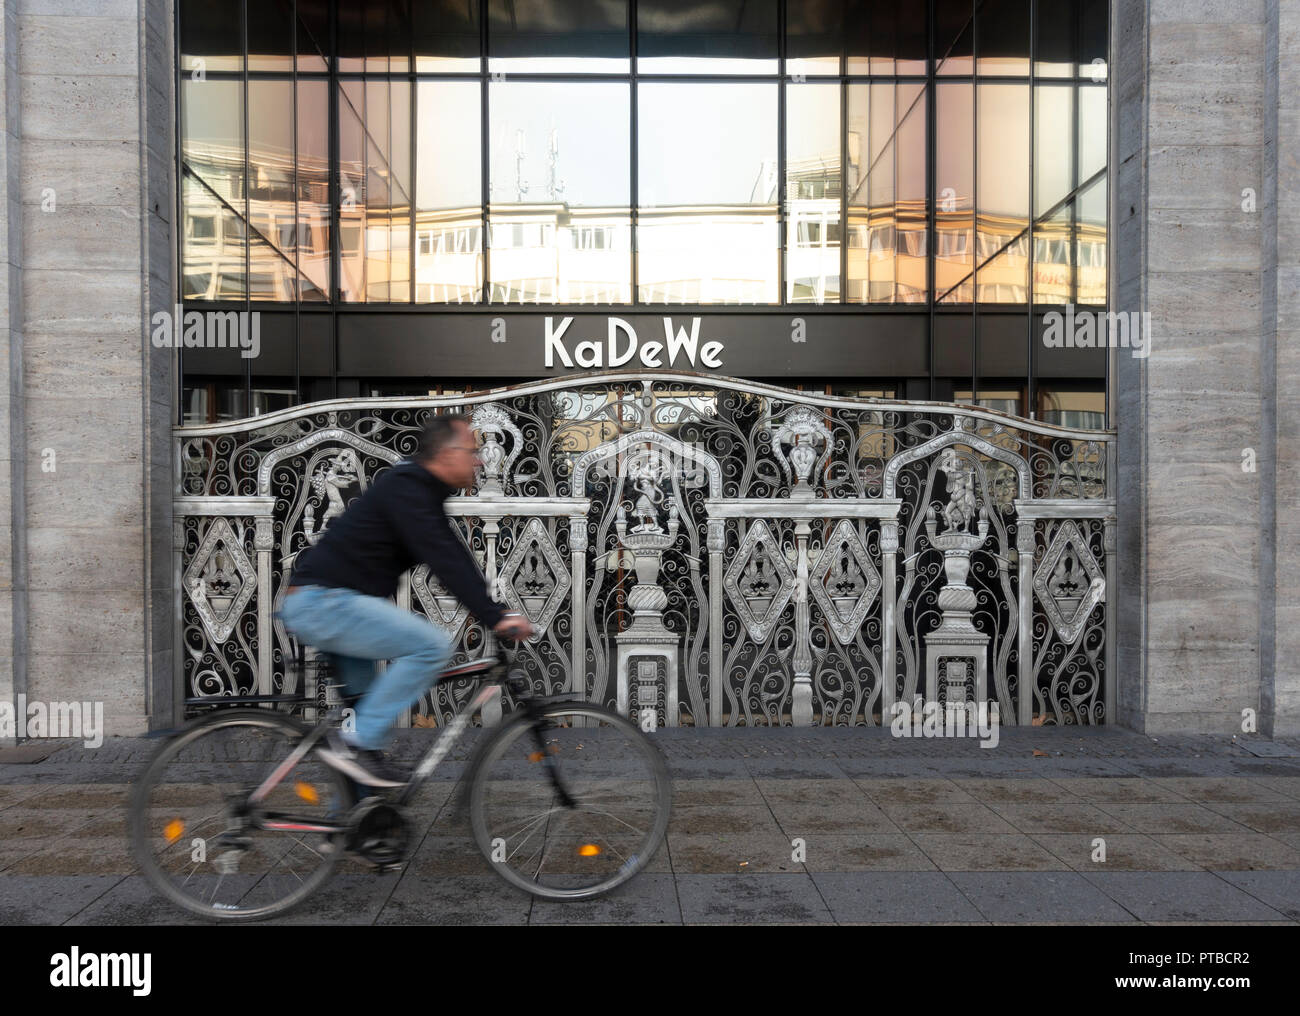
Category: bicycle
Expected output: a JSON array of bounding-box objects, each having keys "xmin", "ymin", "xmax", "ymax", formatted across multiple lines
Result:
[{"xmin": 128, "ymin": 646, "xmax": 672, "ymax": 922}]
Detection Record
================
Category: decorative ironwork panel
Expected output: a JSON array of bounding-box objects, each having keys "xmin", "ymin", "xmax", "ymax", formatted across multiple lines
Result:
[{"xmin": 174, "ymin": 372, "xmax": 1115, "ymax": 726}]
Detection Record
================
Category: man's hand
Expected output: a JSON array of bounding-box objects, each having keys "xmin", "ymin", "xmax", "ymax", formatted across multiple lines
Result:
[{"xmin": 493, "ymin": 612, "xmax": 535, "ymax": 641}]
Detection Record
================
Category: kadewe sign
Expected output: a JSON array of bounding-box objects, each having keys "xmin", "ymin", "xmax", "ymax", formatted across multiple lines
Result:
[{"xmin": 544, "ymin": 316, "xmax": 724, "ymax": 370}]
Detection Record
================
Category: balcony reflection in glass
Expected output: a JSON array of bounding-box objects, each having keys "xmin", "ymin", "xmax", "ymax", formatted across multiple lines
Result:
[
  {"xmin": 638, "ymin": 82, "xmax": 777, "ymax": 303},
  {"xmin": 786, "ymin": 82, "xmax": 841, "ymax": 303},
  {"xmin": 417, "ymin": 81, "xmax": 483, "ymax": 303},
  {"xmin": 846, "ymin": 82, "xmax": 927, "ymax": 304},
  {"xmin": 298, "ymin": 80, "xmax": 330, "ymax": 300},
  {"xmin": 338, "ymin": 79, "xmax": 413, "ymax": 302},
  {"xmin": 182, "ymin": 78, "xmax": 245, "ymax": 300},
  {"xmin": 489, "ymin": 82, "xmax": 630, "ymax": 303},
  {"xmin": 976, "ymin": 83, "xmax": 1029, "ymax": 303},
  {"xmin": 936, "ymin": 83, "xmax": 973, "ymax": 303}
]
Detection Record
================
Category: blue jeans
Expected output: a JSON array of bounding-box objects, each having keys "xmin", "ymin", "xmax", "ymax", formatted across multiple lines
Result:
[{"xmin": 280, "ymin": 585, "xmax": 453, "ymax": 751}]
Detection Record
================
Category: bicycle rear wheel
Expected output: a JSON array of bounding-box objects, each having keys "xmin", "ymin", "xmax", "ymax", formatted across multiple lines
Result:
[
  {"xmin": 469, "ymin": 703, "xmax": 671, "ymax": 900},
  {"xmin": 129, "ymin": 709, "xmax": 352, "ymax": 922}
]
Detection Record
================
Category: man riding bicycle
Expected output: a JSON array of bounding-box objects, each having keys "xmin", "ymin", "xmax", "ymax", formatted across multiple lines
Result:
[{"xmin": 281, "ymin": 413, "xmax": 534, "ymax": 788}]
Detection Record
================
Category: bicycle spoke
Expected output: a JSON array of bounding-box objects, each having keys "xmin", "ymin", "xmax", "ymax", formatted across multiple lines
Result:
[
  {"xmin": 471, "ymin": 706, "xmax": 669, "ymax": 898},
  {"xmin": 132, "ymin": 714, "xmax": 346, "ymax": 921}
]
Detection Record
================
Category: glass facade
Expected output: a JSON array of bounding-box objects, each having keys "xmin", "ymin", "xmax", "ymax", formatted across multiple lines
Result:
[{"xmin": 177, "ymin": 0, "xmax": 1108, "ymax": 424}]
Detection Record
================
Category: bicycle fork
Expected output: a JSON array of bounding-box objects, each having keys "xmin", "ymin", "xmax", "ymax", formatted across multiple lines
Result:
[{"xmin": 528, "ymin": 717, "xmax": 578, "ymax": 809}]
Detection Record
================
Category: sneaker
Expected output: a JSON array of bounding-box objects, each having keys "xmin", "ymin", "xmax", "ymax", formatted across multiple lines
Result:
[{"xmin": 318, "ymin": 731, "xmax": 411, "ymax": 788}]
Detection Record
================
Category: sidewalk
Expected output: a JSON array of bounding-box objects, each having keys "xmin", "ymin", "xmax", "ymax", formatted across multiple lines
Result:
[{"xmin": 2, "ymin": 727, "xmax": 1298, "ymax": 925}]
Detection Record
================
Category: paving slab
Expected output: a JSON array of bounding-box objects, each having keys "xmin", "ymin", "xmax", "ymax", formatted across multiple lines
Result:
[
  {"xmin": 1080, "ymin": 871, "xmax": 1291, "ymax": 922},
  {"xmin": 0, "ymin": 875, "xmax": 125, "ymax": 924},
  {"xmin": 375, "ymin": 874, "xmax": 532, "ymax": 925},
  {"xmin": 675, "ymin": 873, "xmax": 834, "ymax": 924},
  {"xmin": 811, "ymin": 872, "xmax": 986, "ymax": 923},
  {"xmin": 910, "ymin": 833, "xmax": 1072, "ymax": 871},
  {"xmin": 1214, "ymin": 870, "xmax": 1300, "ymax": 921},
  {"xmin": 1028, "ymin": 833, "xmax": 1196, "ymax": 872},
  {"xmin": 949, "ymin": 871, "xmax": 1137, "ymax": 923},
  {"xmin": 1148, "ymin": 834, "xmax": 1300, "ymax": 870},
  {"xmin": 529, "ymin": 873, "xmax": 681, "ymax": 924}
]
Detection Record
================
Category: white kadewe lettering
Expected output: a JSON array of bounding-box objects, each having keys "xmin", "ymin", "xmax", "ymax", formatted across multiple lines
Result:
[{"xmin": 543, "ymin": 316, "xmax": 724, "ymax": 369}]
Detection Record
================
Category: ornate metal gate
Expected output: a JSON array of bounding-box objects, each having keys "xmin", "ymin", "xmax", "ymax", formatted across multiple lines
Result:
[{"xmin": 174, "ymin": 372, "xmax": 1115, "ymax": 727}]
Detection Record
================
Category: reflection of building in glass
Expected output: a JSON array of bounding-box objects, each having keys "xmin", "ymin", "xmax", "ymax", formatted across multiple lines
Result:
[
  {"xmin": 786, "ymin": 151, "xmax": 841, "ymax": 303},
  {"xmin": 488, "ymin": 204, "xmax": 631, "ymax": 304},
  {"xmin": 182, "ymin": 139, "xmax": 330, "ymax": 302}
]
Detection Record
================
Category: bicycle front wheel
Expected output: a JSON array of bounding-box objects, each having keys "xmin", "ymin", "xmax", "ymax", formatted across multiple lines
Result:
[
  {"xmin": 129, "ymin": 709, "xmax": 352, "ymax": 922},
  {"xmin": 469, "ymin": 703, "xmax": 671, "ymax": 900}
]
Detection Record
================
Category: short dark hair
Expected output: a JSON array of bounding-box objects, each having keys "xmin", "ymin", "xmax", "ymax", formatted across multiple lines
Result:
[{"xmin": 416, "ymin": 413, "xmax": 470, "ymax": 462}]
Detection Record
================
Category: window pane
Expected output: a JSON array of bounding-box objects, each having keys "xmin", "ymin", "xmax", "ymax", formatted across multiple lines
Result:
[
  {"xmin": 247, "ymin": 0, "xmax": 294, "ymax": 71},
  {"xmin": 787, "ymin": 0, "xmax": 842, "ymax": 77},
  {"xmin": 936, "ymin": 82, "xmax": 973, "ymax": 302},
  {"xmin": 489, "ymin": 82, "xmax": 630, "ymax": 304},
  {"xmin": 297, "ymin": 0, "xmax": 330, "ymax": 72},
  {"xmin": 1038, "ymin": 386, "xmax": 1105, "ymax": 430},
  {"xmin": 1076, "ymin": 177, "xmax": 1106, "ymax": 305},
  {"xmin": 1078, "ymin": 84, "xmax": 1107, "ymax": 183},
  {"xmin": 934, "ymin": 0, "xmax": 974, "ymax": 75},
  {"xmin": 976, "ymin": 83, "xmax": 1029, "ymax": 303},
  {"xmin": 638, "ymin": 83, "xmax": 777, "ymax": 304},
  {"xmin": 786, "ymin": 82, "xmax": 841, "ymax": 303},
  {"xmin": 416, "ymin": 0, "xmax": 482, "ymax": 71},
  {"xmin": 1034, "ymin": 84, "xmax": 1074, "ymax": 216},
  {"xmin": 976, "ymin": 0, "xmax": 1030, "ymax": 76},
  {"xmin": 846, "ymin": 0, "xmax": 928, "ymax": 76},
  {"xmin": 488, "ymin": 0, "xmax": 629, "ymax": 73},
  {"xmin": 339, "ymin": 0, "xmax": 412, "ymax": 72},
  {"xmin": 1033, "ymin": 201, "xmax": 1073, "ymax": 304},
  {"xmin": 180, "ymin": 0, "xmax": 242, "ymax": 74},
  {"xmin": 298, "ymin": 80, "xmax": 331, "ymax": 300},
  {"xmin": 182, "ymin": 78, "xmax": 244, "ymax": 300},
  {"xmin": 338, "ymin": 81, "xmax": 366, "ymax": 301},
  {"xmin": 1080, "ymin": 0, "xmax": 1108, "ymax": 77},
  {"xmin": 249, "ymin": 80, "xmax": 300, "ymax": 301},
  {"xmin": 417, "ymin": 81, "xmax": 483, "ymax": 303},
  {"xmin": 638, "ymin": 0, "xmax": 778, "ymax": 74},
  {"xmin": 335, "ymin": 79, "xmax": 414, "ymax": 303},
  {"xmin": 847, "ymin": 82, "xmax": 927, "ymax": 304},
  {"xmin": 1035, "ymin": 0, "xmax": 1075, "ymax": 78}
]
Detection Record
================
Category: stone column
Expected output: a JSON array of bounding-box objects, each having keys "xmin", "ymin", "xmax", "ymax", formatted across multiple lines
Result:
[{"xmin": 1112, "ymin": 0, "xmax": 1272, "ymax": 732}]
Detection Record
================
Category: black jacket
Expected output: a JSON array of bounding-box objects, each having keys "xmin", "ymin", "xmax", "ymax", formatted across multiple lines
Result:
[{"xmin": 289, "ymin": 459, "xmax": 505, "ymax": 628}]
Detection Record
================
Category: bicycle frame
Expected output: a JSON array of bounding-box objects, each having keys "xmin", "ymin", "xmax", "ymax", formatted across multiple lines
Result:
[{"xmin": 248, "ymin": 653, "xmax": 579, "ymax": 834}]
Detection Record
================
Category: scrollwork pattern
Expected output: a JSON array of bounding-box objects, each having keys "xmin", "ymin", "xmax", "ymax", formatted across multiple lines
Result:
[{"xmin": 175, "ymin": 373, "xmax": 1113, "ymax": 725}]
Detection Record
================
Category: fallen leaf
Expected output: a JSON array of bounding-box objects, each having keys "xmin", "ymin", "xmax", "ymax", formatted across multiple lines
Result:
[{"xmin": 1032, "ymin": 748, "xmax": 1049, "ymax": 757}]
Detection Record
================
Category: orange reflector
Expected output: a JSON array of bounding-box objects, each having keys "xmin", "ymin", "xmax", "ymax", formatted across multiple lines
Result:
[
  {"xmin": 578, "ymin": 844, "xmax": 601, "ymax": 857},
  {"xmin": 528, "ymin": 751, "xmax": 544, "ymax": 763},
  {"xmin": 163, "ymin": 819, "xmax": 184, "ymax": 844},
  {"xmin": 295, "ymin": 782, "xmax": 319, "ymax": 804}
]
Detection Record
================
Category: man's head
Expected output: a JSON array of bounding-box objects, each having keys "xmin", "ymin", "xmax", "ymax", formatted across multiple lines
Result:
[{"xmin": 416, "ymin": 413, "xmax": 480, "ymax": 489}]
